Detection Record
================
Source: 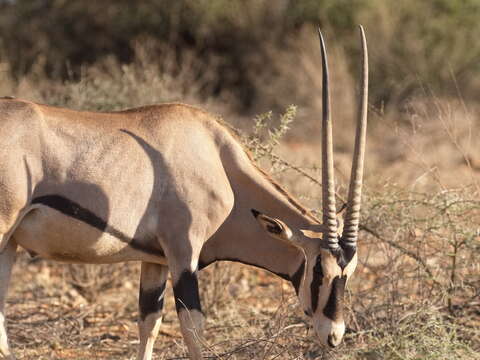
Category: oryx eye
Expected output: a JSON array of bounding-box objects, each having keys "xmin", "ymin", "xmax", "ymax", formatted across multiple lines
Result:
[{"xmin": 313, "ymin": 256, "xmax": 323, "ymax": 275}]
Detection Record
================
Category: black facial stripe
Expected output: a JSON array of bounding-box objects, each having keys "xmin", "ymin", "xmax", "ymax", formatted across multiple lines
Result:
[
  {"xmin": 323, "ymin": 275, "xmax": 347, "ymax": 321},
  {"xmin": 173, "ymin": 270, "xmax": 203, "ymax": 314},
  {"xmin": 290, "ymin": 260, "xmax": 305, "ymax": 295},
  {"xmin": 342, "ymin": 244, "xmax": 356, "ymax": 263},
  {"xmin": 313, "ymin": 256, "xmax": 324, "ymax": 275},
  {"xmin": 333, "ymin": 245, "xmax": 357, "ymax": 268},
  {"xmin": 32, "ymin": 195, "xmax": 165, "ymax": 257},
  {"xmin": 310, "ymin": 255, "xmax": 323, "ymax": 312},
  {"xmin": 139, "ymin": 282, "xmax": 166, "ymax": 320},
  {"xmin": 330, "ymin": 248, "xmax": 348, "ymax": 269}
]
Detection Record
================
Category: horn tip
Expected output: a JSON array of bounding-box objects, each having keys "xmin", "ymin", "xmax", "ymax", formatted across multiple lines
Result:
[
  {"xmin": 317, "ymin": 26, "xmax": 324, "ymax": 42},
  {"xmin": 357, "ymin": 25, "xmax": 367, "ymax": 41}
]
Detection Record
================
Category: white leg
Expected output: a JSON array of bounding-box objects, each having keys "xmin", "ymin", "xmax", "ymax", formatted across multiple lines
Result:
[
  {"xmin": 137, "ymin": 263, "xmax": 168, "ymax": 360},
  {"xmin": 0, "ymin": 240, "xmax": 16, "ymax": 360}
]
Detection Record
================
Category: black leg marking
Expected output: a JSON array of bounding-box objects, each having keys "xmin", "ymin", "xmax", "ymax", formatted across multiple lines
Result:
[
  {"xmin": 139, "ymin": 283, "xmax": 166, "ymax": 321},
  {"xmin": 310, "ymin": 255, "xmax": 324, "ymax": 312},
  {"xmin": 173, "ymin": 270, "xmax": 203, "ymax": 314},
  {"xmin": 323, "ymin": 275, "xmax": 346, "ymax": 321},
  {"xmin": 290, "ymin": 260, "xmax": 305, "ymax": 295},
  {"xmin": 32, "ymin": 195, "xmax": 165, "ymax": 257}
]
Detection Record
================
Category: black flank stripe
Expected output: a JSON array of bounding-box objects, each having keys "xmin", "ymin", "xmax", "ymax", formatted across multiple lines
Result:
[
  {"xmin": 32, "ymin": 195, "xmax": 164, "ymax": 257},
  {"xmin": 33, "ymin": 195, "xmax": 110, "ymax": 234}
]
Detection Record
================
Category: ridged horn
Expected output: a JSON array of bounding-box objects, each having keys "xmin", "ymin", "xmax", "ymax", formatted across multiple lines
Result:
[
  {"xmin": 318, "ymin": 28, "xmax": 339, "ymax": 251},
  {"xmin": 341, "ymin": 25, "xmax": 368, "ymax": 248}
]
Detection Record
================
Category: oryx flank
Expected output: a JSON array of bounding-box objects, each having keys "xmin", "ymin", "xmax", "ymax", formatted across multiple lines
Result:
[{"xmin": 0, "ymin": 27, "xmax": 368, "ymax": 359}]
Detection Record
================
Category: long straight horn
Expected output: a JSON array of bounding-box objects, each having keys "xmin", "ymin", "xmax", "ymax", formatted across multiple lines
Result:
[
  {"xmin": 341, "ymin": 25, "xmax": 368, "ymax": 249},
  {"xmin": 318, "ymin": 28, "xmax": 339, "ymax": 251}
]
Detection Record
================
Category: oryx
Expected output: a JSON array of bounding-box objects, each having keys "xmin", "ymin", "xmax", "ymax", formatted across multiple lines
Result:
[{"xmin": 0, "ymin": 27, "xmax": 368, "ymax": 359}]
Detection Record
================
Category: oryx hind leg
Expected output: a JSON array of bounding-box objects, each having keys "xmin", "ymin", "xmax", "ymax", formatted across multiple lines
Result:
[
  {"xmin": 0, "ymin": 197, "xmax": 28, "ymax": 359},
  {"xmin": 0, "ymin": 240, "xmax": 17, "ymax": 360},
  {"xmin": 137, "ymin": 262, "xmax": 168, "ymax": 360}
]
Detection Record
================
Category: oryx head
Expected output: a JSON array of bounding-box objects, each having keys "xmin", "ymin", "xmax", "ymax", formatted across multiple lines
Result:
[{"xmin": 252, "ymin": 26, "xmax": 368, "ymax": 348}]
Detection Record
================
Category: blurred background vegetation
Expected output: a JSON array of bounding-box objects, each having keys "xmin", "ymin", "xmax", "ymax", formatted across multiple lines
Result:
[
  {"xmin": 0, "ymin": 1, "xmax": 479, "ymax": 359},
  {"xmin": 1, "ymin": 0, "xmax": 480, "ymax": 112}
]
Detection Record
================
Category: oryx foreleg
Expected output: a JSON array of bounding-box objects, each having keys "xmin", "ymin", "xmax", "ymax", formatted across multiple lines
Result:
[
  {"xmin": 137, "ymin": 262, "xmax": 168, "ymax": 360},
  {"xmin": 0, "ymin": 240, "xmax": 17, "ymax": 360},
  {"xmin": 172, "ymin": 268, "xmax": 204, "ymax": 360}
]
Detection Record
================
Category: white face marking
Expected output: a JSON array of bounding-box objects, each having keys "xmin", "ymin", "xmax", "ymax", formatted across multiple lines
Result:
[{"xmin": 320, "ymin": 249, "xmax": 343, "ymax": 280}]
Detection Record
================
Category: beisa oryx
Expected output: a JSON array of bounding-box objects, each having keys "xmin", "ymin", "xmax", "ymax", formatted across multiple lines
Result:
[{"xmin": 0, "ymin": 26, "xmax": 368, "ymax": 359}]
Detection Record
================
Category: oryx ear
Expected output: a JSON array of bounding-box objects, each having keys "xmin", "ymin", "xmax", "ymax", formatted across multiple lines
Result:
[{"xmin": 251, "ymin": 209, "xmax": 293, "ymax": 242}]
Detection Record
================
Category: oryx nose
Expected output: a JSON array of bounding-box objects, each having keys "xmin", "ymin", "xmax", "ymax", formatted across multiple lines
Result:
[{"xmin": 327, "ymin": 334, "xmax": 341, "ymax": 348}]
